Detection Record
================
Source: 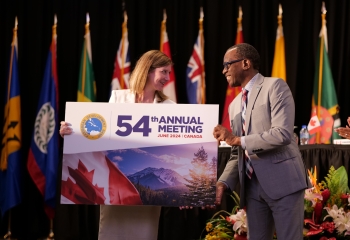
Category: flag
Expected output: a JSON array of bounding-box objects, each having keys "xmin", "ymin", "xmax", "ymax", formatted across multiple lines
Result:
[
  {"xmin": 0, "ymin": 17, "xmax": 22, "ymax": 216},
  {"xmin": 221, "ymin": 6, "xmax": 244, "ymax": 131},
  {"xmin": 271, "ymin": 4, "xmax": 286, "ymax": 81},
  {"xmin": 308, "ymin": 112, "xmax": 321, "ymax": 135},
  {"xmin": 111, "ymin": 11, "xmax": 131, "ymax": 91},
  {"xmin": 309, "ymin": 4, "xmax": 340, "ymax": 144},
  {"xmin": 186, "ymin": 7, "xmax": 205, "ymax": 104},
  {"xmin": 160, "ymin": 9, "xmax": 177, "ymax": 102},
  {"xmin": 27, "ymin": 17, "xmax": 59, "ymax": 219},
  {"xmin": 61, "ymin": 152, "xmax": 142, "ymax": 205},
  {"xmin": 77, "ymin": 13, "xmax": 96, "ymax": 102}
]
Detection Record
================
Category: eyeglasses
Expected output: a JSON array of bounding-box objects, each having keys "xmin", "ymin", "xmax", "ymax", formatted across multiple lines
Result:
[{"xmin": 223, "ymin": 59, "xmax": 244, "ymax": 71}]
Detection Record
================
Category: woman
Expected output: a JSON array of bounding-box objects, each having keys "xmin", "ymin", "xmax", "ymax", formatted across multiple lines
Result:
[
  {"xmin": 60, "ymin": 50, "xmax": 175, "ymax": 240},
  {"xmin": 334, "ymin": 116, "xmax": 350, "ymax": 139}
]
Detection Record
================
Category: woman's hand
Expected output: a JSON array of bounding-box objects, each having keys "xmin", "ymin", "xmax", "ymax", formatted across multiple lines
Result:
[
  {"xmin": 59, "ymin": 121, "xmax": 73, "ymax": 138},
  {"xmin": 334, "ymin": 127, "xmax": 350, "ymax": 139}
]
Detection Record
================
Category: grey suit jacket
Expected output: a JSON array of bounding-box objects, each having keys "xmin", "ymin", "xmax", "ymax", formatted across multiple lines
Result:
[{"xmin": 218, "ymin": 73, "xmax": 310, "ymax": 208}]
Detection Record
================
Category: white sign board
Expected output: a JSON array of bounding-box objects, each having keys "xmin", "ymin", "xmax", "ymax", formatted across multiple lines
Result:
[{"xmin": 61, "ymin": 102, "xmax": 219, "ymax": 207}]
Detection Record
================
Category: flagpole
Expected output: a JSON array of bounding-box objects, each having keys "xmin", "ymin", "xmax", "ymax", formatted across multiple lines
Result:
[
  {"xmin": 316, "ymin": 2, "xmax": 326, "ymax": 143},
  {"xmin": 160, "ymin": 9, "xmax": 166, "ymax": 52},
  {"xmin": 121, "ymin": 2, "xmax": 126, "ymax": 88},
  {"xmin": 41, "ymin": 17, "xmax": 58, "ymax": 240},
  {"xmin": 2, "ymin": 210, "xmax": 15, "ymax": 240},
  {"xmin": 120, "ymin": 11, "xmax": 128, "ymax": 89},
  {"xmin": 277, "ymin": 4, "xmax": 282, "ymax": 34},
  {"xmin": 44, "ymin": 218, "xmax": 54, "ymax": 240},
  {"xmin": 81, "ymin": 13, "xmax": 89, "ymax": 98},
  {"xmin": 52, "ymin": 15, "xmax": 59, "ymax": 107},
  {"xmin": 1, "ymin": 17, "xmax": 17, "ymax": 170},
  {"xmin": 199, "ymin": 7, "xmax": 205, "ymax": 104}
]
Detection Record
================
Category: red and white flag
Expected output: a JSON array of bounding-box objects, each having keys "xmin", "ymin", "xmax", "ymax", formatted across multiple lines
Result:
[
  {"xmin": 111, "ymin": 11, "xmax": 130, "ymax": 91},
  {"xmin": 308, "ymin": 112, "xmax": 321, "ymax": 135},
  {"xmin": 61, "ymin": 152, "xmax": 142, "ymax": 205},
  {"xmin": 160, "ymin": 10, "xmax": 177, "ymax": 102}
]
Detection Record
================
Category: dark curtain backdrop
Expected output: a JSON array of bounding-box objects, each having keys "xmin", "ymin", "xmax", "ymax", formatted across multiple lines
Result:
[{"xmin": 1, "ymin": 0, "xmax": 350, "ymax": 239}]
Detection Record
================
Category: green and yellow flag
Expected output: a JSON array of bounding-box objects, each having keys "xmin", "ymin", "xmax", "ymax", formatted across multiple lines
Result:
[
  {"xmin": 271, "ymin": 4, "xmax": 286, "ymax": 81},
  {"xmin": 77, "ymin": 13, "xmax": 96, "ymax": 102},
  {"xmin": 309, "ymin": 4, "xmax": 340, "ymax": 144}
]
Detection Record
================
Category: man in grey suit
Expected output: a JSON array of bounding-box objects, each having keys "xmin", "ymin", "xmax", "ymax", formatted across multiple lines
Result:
[{"xmin": 213, "ymin": 43, "xmax": 310, "ymax": 240}]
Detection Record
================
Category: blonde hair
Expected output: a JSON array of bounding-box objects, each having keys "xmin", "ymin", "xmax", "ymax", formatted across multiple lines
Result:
[{"xmin": 129, "ymin": 50, "xmax": 173, "ymax": 102}]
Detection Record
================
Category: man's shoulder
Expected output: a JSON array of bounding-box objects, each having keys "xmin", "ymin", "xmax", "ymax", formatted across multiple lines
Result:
[{"xmin": 261, "ymin": 75, "xmax": 286, "ymax": 85}]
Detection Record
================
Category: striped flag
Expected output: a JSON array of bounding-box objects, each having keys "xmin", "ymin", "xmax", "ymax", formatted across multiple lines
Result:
[
  {"xmin": 27, "ymin": 16, "xmax": 59, "ymax": 219},
  {"xmin": 221, "ymin": 6, "xmax": 244, "ymax": 131},
  {"xmin": 111, "ymin": 11, "xmax": 131, "ymax": 91},
  {"xmin": 186, "ymin": 7, "xmax": 205, "ymax": 104},
  {"xmin": 77, "ymin": 13, "xmax": 96, "ymax": 102},
  {"xmin": 309, "ymin": 3, "xmax": 340, "ymax": 144},
  {"xmin": 160, "ymin": 9, "xmax": 177, "ymax": 102},
  {"xmin": 0, "ymin": 17, "xmax": 22, "ymax": 216},
  {"xmin": 271, "ymin": 4, "xmax": 286, "ymax": 81}
]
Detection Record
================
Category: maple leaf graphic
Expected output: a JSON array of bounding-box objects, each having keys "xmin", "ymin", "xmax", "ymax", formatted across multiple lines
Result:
[
  {"xmin": 105, "ymin": 155, "xmax": 143, "ymax": 205},
  {"xmin": 310, "ymin": 120, "xmax": 316, "ymax": 126},
  {"xmin": 61, "ymin": 160, "xmax": 106, "ymax": 204}
]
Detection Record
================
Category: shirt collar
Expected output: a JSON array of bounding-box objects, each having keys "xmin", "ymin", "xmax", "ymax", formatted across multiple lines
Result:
[{"xmin": 243, "ymin": 73, "xmax": 259, "ymax": 93}]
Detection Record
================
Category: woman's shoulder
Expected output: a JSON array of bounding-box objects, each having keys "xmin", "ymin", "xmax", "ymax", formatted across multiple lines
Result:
[
  {"xmin": 110, "ymin": 89, "xmax": 131, "ymax": 96},
  {"xmin": 109, "ymin": 89, "xmax": 135, "ymax": 103}
]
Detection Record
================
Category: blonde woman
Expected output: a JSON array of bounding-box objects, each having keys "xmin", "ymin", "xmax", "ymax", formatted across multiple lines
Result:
[{"xmin": 60, "ymin": 50, "xmax": 175, "ymax": 240}]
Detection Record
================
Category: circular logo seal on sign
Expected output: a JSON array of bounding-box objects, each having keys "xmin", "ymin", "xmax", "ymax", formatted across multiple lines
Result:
[{"xmin": 80, "ymin": 113, "xmax": 107, "ymax": 140}]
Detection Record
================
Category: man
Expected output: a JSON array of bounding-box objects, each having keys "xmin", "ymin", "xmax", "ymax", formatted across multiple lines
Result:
[{"xmin": 213, "ymin": 43, "xmax": 310, "ymax": 240}]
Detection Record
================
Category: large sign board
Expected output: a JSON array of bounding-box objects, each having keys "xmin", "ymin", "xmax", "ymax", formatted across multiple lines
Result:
[{"xmin": 61, "ymin": 102, "xmax": 219, "ymax": 207}]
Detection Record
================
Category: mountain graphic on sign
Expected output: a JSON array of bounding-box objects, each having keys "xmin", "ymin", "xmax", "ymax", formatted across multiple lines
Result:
[{"xmin": 127, "ymin": 167, "xmax": 186, "ymax": 190}]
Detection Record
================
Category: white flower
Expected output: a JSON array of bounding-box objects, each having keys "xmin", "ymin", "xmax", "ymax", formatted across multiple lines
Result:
[
  {"xmin": 324, "ymin": 205, "xmax": 350, "ymax": 235},
  {"xmin": 304, "ymin": 188, "xmax": 323, "ymax": 207},
  {"xmin": 227, "ymin": 209, "xmax": 248, "ymax": 235},
  {"xmin": 324, "ymin": 205, "xmax": 342, "ymax": 220}
]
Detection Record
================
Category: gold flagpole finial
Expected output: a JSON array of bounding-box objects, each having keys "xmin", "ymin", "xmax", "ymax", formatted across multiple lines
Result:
[
  {"xmin": 85, "ymin": 13, "xmax": 90, "ymax": 34},
  {"xmin": 278, "ymin": 4, "xmax": 283, "ymax": 16},
  {"xmin": 123, "ymin": 11, "xmax": 128, "ymax": 23},
  {"xmin": 277, "ymin": 4, "xmax": 283, "ymax": 24},
  {"xmin": 321, "ymin": 1, "xmax": 327, "ymax": 15},
  {"xmin": 163, "ymin": 9, "xmax": 167, "ymax": 21},
  {"xmin": 86, "ymin": 13, "xmax": 90, "ymax": 24},
  {"xmin": 238, "ymin": 6, "xmax": 243, "ymax": 19},
  {"xmin": 14, "ymin": 16, "xmax": 18, "ymax": 29},
  {"xmin": 52, "ymin": 14, "xmax": 57, "ymax": 37}
]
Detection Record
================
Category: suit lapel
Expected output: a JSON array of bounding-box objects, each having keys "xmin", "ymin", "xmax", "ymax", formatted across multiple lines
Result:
[
  {"xmin": 245, "ymin": 74, "xmax": 264, "ymax": 133},
  {"xmin": 233, "ymin": 102, "xmax": 243, "ymax": 136}
]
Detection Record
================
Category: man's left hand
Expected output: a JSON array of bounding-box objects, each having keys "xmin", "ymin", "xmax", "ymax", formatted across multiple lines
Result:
[{"xmin": 213, "ymin": 124, "xmax": 240, "ymax": 146}]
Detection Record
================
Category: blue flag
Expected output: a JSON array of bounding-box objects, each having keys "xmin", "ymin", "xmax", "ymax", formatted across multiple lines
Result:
[
  {"xmin": 0, "ymin": 27, "xmax": 22, "ymax": 216},
  {"xmin": 27, "ymin": 31, "xmax": 59, "ymax": 219}
]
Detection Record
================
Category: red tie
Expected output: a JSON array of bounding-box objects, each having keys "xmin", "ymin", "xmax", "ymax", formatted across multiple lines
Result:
[{"xmin": 242, "ymin": 89, "xmax": 253, "ymax": 179}]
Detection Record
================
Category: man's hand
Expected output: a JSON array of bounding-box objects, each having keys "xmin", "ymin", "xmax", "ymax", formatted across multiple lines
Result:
[
  {"xmin": 213, "ymin": 124, "xmax": 240, "ymax": 146},
  {"xmin": 215, "ymin": 181, "xmax": 227, "ymax": 206}
]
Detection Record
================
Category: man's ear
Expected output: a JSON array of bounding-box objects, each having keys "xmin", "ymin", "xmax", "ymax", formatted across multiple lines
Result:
[{"xmin": 242, "ymin": 59, "xmax": 250, "ymax": 70}]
